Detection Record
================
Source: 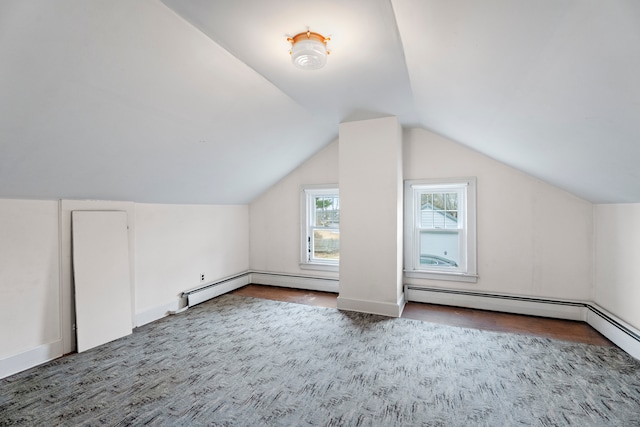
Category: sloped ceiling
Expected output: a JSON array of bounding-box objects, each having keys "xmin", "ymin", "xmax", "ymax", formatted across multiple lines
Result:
[{"xmin": 1, "ymin": 0, "xmax": 639, "ymax": 204}]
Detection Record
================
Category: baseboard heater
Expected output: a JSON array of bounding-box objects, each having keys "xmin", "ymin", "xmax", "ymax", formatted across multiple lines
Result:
[
  {"xmin": 404, "ymin": 285, "xmax": 640, "ymax": 361},
  {"xmin": 404, "ymin": 285, "xmax": 587, "ymax": 321},
  {"xmin": 181, "ymin": 273, "xmax": 250, "ymax": 308},
  {"xmin": 177, "ymin": 270, "xmax": 336, "ymax": 311}
]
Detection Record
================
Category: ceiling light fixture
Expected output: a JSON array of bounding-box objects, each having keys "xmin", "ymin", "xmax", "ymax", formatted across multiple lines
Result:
[{"xmin": 288, "ymin": 30, "xmax": 330, "ymax": 70}]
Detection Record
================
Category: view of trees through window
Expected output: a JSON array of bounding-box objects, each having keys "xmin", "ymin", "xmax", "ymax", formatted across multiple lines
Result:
[{"xmin": 313, "ymin": 196, "xmax": 339, "ymax": 260}]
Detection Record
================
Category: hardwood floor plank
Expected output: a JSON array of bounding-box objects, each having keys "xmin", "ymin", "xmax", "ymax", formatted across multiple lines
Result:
[
  {"xmin": 231, "ymin": 284, "xmax": 338, "ymax": 308},
  {"xmin": 231, "ymin": 284, "xmax": 613, "ymax": 347}
]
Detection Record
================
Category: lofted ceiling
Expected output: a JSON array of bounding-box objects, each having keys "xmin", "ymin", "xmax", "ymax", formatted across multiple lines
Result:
[{"xmin": 1, "ymin": 0, "xmax": 639, "ymax": 204}]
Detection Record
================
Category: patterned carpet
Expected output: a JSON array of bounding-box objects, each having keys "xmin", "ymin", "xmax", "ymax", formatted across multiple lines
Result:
[{"xmin": 1, "ymin": 294, "xmax": 640, "ymax": 426}]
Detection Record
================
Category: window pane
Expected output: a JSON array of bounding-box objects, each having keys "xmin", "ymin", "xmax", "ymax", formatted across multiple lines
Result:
[
  {"xmin": 421, "ymin": 193, "xmax": 431, "ymax": 208},
  {"xmin": 444, "ymin": 192, "xmax": 458, "ymax": 229},
  {"xmin": 445, "ymin": 193, "xmax": 458, "ymax": 211},
  {"xmin": 433, "ymin": 211, "xmax": 445, "ymax": 229},
  {"xmin": 419, "ymin": 230, "xmax": 459, "ymax": 267},
  {"xmin": 432, "ymin": 193, "xmax": 444, "ymax": 210},
  {"xmin": 419, "ymin": 194, "xmax": 433, "ymax": 228},
  {"xmin": 314, "ymin": 196, "xmax": 339, "ymax": 227},
  {"xmin": 313, "ymin": 229, "xmax": 339, "ymax": 260},
  {"xmin": 420, "ymin": 191, "xmax": 459, "ymax": 230}
]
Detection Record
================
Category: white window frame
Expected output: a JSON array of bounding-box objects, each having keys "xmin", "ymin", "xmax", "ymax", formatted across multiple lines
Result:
[
  {"xmin": 300, "ymin": 185, "xmax": 339, "ymax": 272},
  {"xmin": 404, "ymin": 178, "xmax": 477, "ymax": 282}
]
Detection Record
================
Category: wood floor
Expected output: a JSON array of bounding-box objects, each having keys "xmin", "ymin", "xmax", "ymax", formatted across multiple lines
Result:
[{"xmin": 231, "ymin": 284, "xmax": 613, "ymax": 346}]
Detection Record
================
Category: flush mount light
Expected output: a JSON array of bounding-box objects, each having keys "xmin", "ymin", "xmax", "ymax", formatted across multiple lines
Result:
[{"xmin": 288, "ymin": 30, "xmax": 330, "ymax": 70}]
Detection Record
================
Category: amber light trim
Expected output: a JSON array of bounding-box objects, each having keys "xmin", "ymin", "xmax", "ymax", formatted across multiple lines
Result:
[
  {"xmin": 288, "ymin": 30, "xmax": 329, "ymax": 45},
  {"xmin": 288, "ymin": 30, "xmax": 330, "ymax": 50}
]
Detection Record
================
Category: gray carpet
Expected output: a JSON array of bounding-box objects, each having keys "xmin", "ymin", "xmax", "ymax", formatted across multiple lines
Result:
[{"xmin": 1, "ymin": 294, "xmax": 639, "ymax": 426}]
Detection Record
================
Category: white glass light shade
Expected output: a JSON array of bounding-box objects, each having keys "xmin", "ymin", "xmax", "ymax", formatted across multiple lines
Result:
[
  {"xmin": 291, "ymin": 38, "xmax": 327, "ymax": 70},
  {"xmin": 288, "ymin": 31, "xmax": 329, "ymax": 70}
]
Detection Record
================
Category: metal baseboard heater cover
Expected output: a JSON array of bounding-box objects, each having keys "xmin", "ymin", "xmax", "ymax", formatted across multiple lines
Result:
[{"xmin": 182, "ymin": 273, "xmax": 250, "ymax": 307}]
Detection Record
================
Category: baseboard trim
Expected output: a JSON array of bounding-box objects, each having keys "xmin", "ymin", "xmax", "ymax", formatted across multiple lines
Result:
[
  {"xmin": 337, "ymin": 295, "xmax": 405, "ymax": 317},
  {"xmin": 586, "ymin": 304, "xmax": 640, "ymax": 360},
  {"xmin": 250, "ymin": 271, "xmax": 339, "ymax": 293},
  {"xmin": 0, "ymin": 340, "xmax": 63, "ymax": 379},
  {"xmin": 405, "ymin": 285, "xmax": 640, "ymax": 360},
  {"xmin": 6, "ymin": 278, "xmax": 640, "ymax": 380},
  {"xmin": 405, "ymin": 285, "xmax": 587, "ymax": 321},
  {"xmin": 135, "ymin": 300, "xmax": 180, "ymax": 327},
  {"xmin": 136, "ymin": 271, "xmax": 338, "ymax": 326},
  {"xmin": 136, "ymin": 272, "xmax": 252, "ymax": 326}
]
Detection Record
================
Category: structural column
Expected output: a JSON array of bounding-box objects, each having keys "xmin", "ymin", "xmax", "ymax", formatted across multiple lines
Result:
[{"xmin": 337, "ymin": 116, "xmax": 404, "ymax": 317}]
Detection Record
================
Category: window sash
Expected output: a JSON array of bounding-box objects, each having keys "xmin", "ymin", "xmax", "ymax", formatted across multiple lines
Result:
[
  {"xmin": 415, "ymin": 229, "xmax": 464, "ymax": 271},
  {"xmin": 301, "ymin": 186, "xmax": 339, "ymax": 269},
  {"xmin": 414, "ymin": 187, "xmax": 466, "ymax": 272},
  {"xmin": 309, "ymin": 228, "xmax": 340, "ymax": 263},
  {"xmin": 404, "ymin": 178, "xmax": 477, "ymax": 281}
]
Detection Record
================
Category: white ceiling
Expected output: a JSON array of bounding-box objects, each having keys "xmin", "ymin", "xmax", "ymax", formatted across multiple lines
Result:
[{"xmin": 1, "ymin": 0, "xmax": 639, "ymax": 204}]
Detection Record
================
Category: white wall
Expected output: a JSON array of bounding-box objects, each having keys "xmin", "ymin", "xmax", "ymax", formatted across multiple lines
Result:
[
  {"xmin": 250, "ymin": 127, "xmax": 593, "ymax": 303},
  {"xmin": 338, "ymin": 117, "xmax": 404, "ymax": 316},
  {"xmin": 0, "ymin": 200, "xmax": 60, "ymax": 360},
  {"xmin": 404, "ymin": 128, "xmax": 593, "ymax": 300},
  {"xmin": 135, "ymin": 203, "xmax": 249, "ymax": 316},
  {"xmin": 250, "ymin": 140, "xmax": 339, "ymax": 278},
  {"xmin": 594, "ymin": 204, "xmax": 640, "ymax": 330},
  {"xmin": 1, "ymin": 198, "xmax": 249, "ymax": 377}
]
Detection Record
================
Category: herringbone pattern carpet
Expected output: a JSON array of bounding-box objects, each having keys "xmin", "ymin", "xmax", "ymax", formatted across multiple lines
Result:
[{"xmin": 2, "ymin": 294, "xmax": 639, "ymax": 426}]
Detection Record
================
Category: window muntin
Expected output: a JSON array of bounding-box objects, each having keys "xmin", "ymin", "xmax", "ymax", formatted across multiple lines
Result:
[
  {"xmin": 301, "ymin": 186, "xmax": 339, "ymax": 270},
  {"xmin": 405, "ymin": 179, "xmax": 477, "ymax": 282}
]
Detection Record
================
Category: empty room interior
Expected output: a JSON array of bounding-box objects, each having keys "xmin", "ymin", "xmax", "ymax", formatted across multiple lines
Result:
[{"xmin": 1, "ymin": 0, "xmax": 640, "ymax": 425}]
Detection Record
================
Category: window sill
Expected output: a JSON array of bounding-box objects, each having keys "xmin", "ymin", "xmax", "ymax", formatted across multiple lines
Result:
[
  {"xmin": 300, "ymin": 263, "xmax": 339, "ymax": 273},
  {"xmin": 404, "ymin": 270, "xmax": 478, "ymax": 283}
]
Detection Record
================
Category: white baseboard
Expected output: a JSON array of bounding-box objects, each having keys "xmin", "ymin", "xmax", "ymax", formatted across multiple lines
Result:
[
  {"xmin": 405, "ymin": 285, "xmax": 586, "ymax": 321},
  {"xmin": 135, "ymin": 300, "xmax": 181, "ymax": 327},
  {"xmin": 136, "ymin": 273, "xmax": 251, "ymax": 326},
  {"xmin": 0, "ymin": 340, "xmax": 63, "ymax": 380},
  {"xmin": 132, "ymin": 271, "xmax": 338, "ymax": 326},
  {"xmin": 250, "ymin": 271, "xmax": 339, "ymax": 293},
  {"xmin": 586, "ymin": 304, "xmax": 640, "ymax": 360},
  {"xmin": 337, "ymin": 295, "xmax": 405, "ymax": 317},
  {"xmin": 405, "ymin": 285, "xmax": 640, "ymax": 361},
  {"xmin": 6, "ymin": 279, "xmax": 639, "ymax": 381}
]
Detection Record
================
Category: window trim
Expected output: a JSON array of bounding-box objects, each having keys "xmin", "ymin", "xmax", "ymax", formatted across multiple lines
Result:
[
  {"xmin": 404, "ymin": 178, "xmax": 477, "ymax": 283},
  {"xmin": 300, "ymin": 185, "xmax": 340, "ymax": 272}
]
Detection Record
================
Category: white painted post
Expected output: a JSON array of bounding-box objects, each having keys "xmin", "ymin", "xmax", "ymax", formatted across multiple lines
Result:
[{"xmin": 337, "ymin": 116, "xmax": 404, "ymax": 317}]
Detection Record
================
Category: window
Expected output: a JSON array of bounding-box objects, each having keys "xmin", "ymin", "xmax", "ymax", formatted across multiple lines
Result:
[
  {"xmin": 404, "ymin": 178, "xmax": 477, "ymax": 282},
  {"xmin": 301, "ymin": 186, "xmax": 339, "ymax": 271}
]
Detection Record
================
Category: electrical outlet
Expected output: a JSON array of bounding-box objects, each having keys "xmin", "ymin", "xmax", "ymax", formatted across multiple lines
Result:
[{"xmin": 200, "ymin": 273, "xmax": 205, "ymax": 283}]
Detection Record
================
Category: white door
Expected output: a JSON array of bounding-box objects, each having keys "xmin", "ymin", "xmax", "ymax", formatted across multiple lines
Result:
[{"xmin": 72, "ymin": 210, "xmax": 132, "ymax": 352}]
